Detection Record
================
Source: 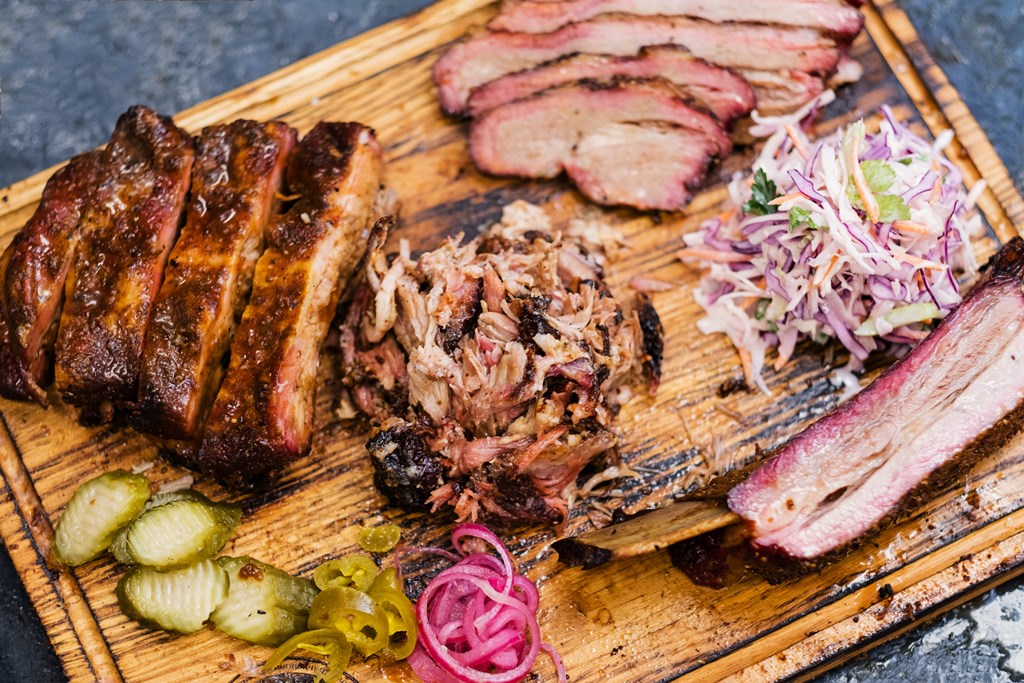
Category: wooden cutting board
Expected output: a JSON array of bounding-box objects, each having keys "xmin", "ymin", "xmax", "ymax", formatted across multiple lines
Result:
[{"xmin": 2, "ymin": 1, "xmax": 1023, "ymax": 681}]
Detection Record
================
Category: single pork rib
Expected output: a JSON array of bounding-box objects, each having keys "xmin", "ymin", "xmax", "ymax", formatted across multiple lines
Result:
[
  {"xmin": 0, "ymin": 151, "xmax": 104, "ymax": 405},
  {"xmin": 435, "ymin": 16, "xmax": 839, "ymax": 114},
  {"xmin": 729, "ymin": 237, "xmax": 1024, "ymax": 561},
  {"xmin": 54, "ymin": 105, "xmax": 194, "ymax": 422},
  {"xmin": 490, "ymin": 0, "xmax": 864, "ymax": 39},
  {"xmin": 195, "ymin": 122, "xmax": 384, "ymax": 487},
  {"xmin": 467, "ymin": 46, "xmax": 755, "ymax": 124},
  {"xmin": 131, "ymin": 120, "xmax": 297, "ymax": 441},
  {"xmin": 470, "ymin": 79, "xmax": 731, "ymax": 210}
]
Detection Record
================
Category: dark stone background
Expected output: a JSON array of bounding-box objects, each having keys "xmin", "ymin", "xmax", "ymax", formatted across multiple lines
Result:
[{"xmin": 0, "ymin": 1, "xmax": 1021, "ymax": 680}]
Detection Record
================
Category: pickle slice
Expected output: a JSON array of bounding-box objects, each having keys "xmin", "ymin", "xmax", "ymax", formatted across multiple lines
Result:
[
  {"xmin": 211, "ymin": 556, "xmax": 318, "ymax": 647},
  {"xmin": 111, "ymin": 492, "xmax": 241, "ymax": 568},
  {"xmin": 357, "ymin": 524, "xmax": 401, "ymax": 553},
  {"xmin": 53, "ymin": 470, "xmax": 151, "ymax": 567},
  {"xmin": 116, "ymin": 559, "xmax": 229, "ymax": 634}
]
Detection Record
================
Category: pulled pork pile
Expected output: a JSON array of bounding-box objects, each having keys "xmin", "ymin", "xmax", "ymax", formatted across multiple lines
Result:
[{"xmin": 338, "ymin": 202, "xmax": 663, "ymax": 526}]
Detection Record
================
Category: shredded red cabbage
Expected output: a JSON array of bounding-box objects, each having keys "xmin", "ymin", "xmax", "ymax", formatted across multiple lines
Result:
[
  {"xmin": 680, "ymin": 91, "xmax": 984, "ymax": 393},
  {"xmin": 402, "ymin": 524, "xmax": 567, "ymax": 683}
]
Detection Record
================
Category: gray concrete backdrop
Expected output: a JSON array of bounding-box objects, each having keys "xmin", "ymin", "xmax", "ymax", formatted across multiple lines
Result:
[{"xmin": 0, "ymin": 1, "xmax": 1021, "ymax": 681}]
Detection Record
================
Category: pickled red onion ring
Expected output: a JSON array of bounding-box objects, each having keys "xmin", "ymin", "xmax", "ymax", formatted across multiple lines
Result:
[{"xmin": 401, "ymin": 523, "xmax": 566, "ymax": 683}]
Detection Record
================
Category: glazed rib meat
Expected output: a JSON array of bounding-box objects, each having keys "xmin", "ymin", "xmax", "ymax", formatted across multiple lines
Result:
[
  {"xmin": 130, "ymin": 120, "xmax": 297, "ymax": 441},
  {"xmin": 339, "ymin": 201, "xmax": 662, "ymax": 527},
  {"xmin": 467, "ymin": 46, "xmax": 755, "ymax": 123},
  {"xmin": 728, "ymin": 238, "xmax": 1024, "ymax": 561},
  {"xmin": 470, "ymin": 79, "xmax": 730, "ymax": 210},
  {"xmin": 54, "ymin": 106, "xmax": 194, "ymax": 421},
  {"xmin": 434, "ymin": 17, "xmax": 840, "ymax": 114},
  {"xmin": 196, "ymin": 122, "xmax": 383, "ymax": 487},
  {"xmin": 0, "ymin": 151, "xmax": 104, "ymax": 404},
  {"xmin": 490, "ymin": 0, "xmax": 864, "ymax": 39}
]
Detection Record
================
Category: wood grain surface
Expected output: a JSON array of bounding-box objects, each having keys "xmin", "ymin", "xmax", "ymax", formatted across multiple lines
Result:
[{"xmin": 1, "ymin": 1, "xmax": 1022, "ymax": 682}]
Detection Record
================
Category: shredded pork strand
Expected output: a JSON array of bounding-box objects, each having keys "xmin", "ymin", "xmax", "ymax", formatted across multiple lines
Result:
[{"xmin": 339, "ymin": 201, "xmax": 662, "ymax": 528}]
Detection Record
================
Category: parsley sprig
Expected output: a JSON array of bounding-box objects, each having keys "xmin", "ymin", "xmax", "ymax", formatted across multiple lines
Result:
[{"xmin": 742, "ymin": 169, "xmax": 779, "ymax": 216}]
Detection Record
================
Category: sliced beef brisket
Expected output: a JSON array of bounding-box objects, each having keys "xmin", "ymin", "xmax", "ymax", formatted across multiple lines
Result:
[
  {"xmin": 435, "ymin": 16, "xmax": 840, "ymax": 115},
  {"xmin": 490, "ymin": 0, "xmax": 864, "ymax": 39},
  {"xmin": 467, "ymin": 46, "xmax": 755, "ymax": 124},
  {"xmin": 469, "ymin": 79, "xmax": 730, "ymax": 211}
]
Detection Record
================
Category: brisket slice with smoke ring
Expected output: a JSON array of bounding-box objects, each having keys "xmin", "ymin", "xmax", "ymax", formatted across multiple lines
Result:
[
  {"xmin": 467, "ymin": 46, "xmax": 755, "ymax": 124},
  {"xmin": 490, "ymin": 0, "xmax": 864, "ymax": 38},
  {"xmin": 469, "ymin": 79, "xmax": 729, "ymax": 211},
  {"xmin": 0, "ymin": 151, "xmax": 105, "ymax": 404},
  {"xmin": 728, "ymin": 237, "xmax": 1024, "ymax": 562},
  {"xmin": 434, "ymin": 16, "xmax": 840, "ymax": 115},
  {"xmin": 54, "ymin": 105, "xmax": 195, "ymax": 422},
  {"xmin": 131, "ymin": 120, "xmax": 296, "ymax": 441},
  {"xmin": 196, "ymin": 122, "xmax": 383, "ymax": 487},
  {"xmin": 736, "ymin": 69, "xmax": 826, "ymax": 116}
]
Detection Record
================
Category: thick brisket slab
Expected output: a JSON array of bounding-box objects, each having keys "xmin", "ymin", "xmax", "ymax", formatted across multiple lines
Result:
[
  {"xmin": 131, "ymin": 121, "xmax": 297, "ymax": 440},
  {"xmin": 54, "ymin": 106, "xmax": 194, "ymax": 421},
  {"xmin": 729, "ymin": 238, "xmax": 1024, "ymax": 560},
  {"xmin": 196, "ymin": 123, "xmax": 383, "ymax": 487}
]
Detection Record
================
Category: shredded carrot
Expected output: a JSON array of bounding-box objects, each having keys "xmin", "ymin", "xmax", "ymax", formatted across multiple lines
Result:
[
  {"xmin": 718, "ymin": 207, "xmax": 736, "ymax": 223},
  {"xmin": 929, "ymin": 177, "xmax": 943, "ymax": 203},
  {"xmin": 931, "ymin": 158, "xmax": 943, "ymax": 173},
  {"xmin": 785, "ymin": 125, "xmax": 810, "ymax": 160},
  {"xmin": 676, "ymin": 248, "xmax": 750, "ymax": 264},
  {"xmin": 894, "ymin": 252, "xmax": 947, "ymax": 270},
  {"xmin": 812, "ymin": 254, "xmax": 841, "ymax": 287},
  {"xmin": 850, "ymin": 137, "xmax": 880, "ymax": 223},
  {"xmin": 738, "ymin": 348, "xmax": 755, "ymax": 391},
  {"xmin": 768, "ymin": 192, "xmax": 806, "ymax": 206},
  {"xmin": 892, "ymin": 220, "xmax": 931, "ymax": 235},
  {"xmin": 773, "ymin": 349, "xmax": 793, "ymax": 372}
]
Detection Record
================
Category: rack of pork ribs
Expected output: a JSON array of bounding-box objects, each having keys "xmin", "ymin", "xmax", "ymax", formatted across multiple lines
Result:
[
  {"xmin": 435, "ymin": 0, "xmax": 867, "ymax": 211},
  {"xmin": 0, "ymin": 106, "xmax": 385, "ymax": 488}
]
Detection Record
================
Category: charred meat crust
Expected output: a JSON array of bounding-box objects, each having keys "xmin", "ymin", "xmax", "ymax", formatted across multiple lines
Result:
[
  {"xmin": 196, "ymin": 122, "xmax": 383, "ymax": 487},
  {"xmin": 635, "ymin": 292, "xmax": 664, "ymax": 390},
  {"xmin": 550, "ymin": 537, "xmax": 614, "ymax": 570},
  {"xmin": 0, "ymin": 152, "xmax": 105, "ymax": 405},
  {"xmin": 130, "ymin": 120, "xmax": 297, "ymax": 441},
  {"xmin": 367, "ymin": 420, "xmax": 445, "ymax": 509},
  {"xmin": 54, "ymin": 105, "xmax": 195, "ymax": 415}
]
